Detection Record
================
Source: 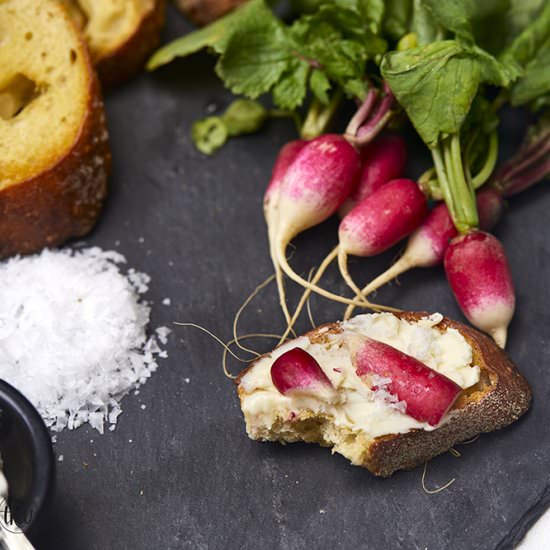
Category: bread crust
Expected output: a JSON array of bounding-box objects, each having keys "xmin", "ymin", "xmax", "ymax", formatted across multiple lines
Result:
[
  {"xmin": 236, "ymin": 312, "xmax": 532, "ymax": 477},
  {"xmin": 0, "ymin": 64, "xmax": 110, "ymax": 258},
  {"xmin": 95, "ymin": 0, "xmax": 166, "ymax": 88}
]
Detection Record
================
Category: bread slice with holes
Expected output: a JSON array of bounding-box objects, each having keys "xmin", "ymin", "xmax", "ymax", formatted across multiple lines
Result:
[
  {"xmin": 236, "ymin": 312, "xmax": 532, "ymax": 477},
  {"xmin": 0, "ymin": 0, "xmax": 110, "ymax": 259},
  {"xmin": 174, "ymin": 0, "xmax": 247, "ymax": 26},
  {"xmin": 58, "ymin": 0, "xmax": 166, "ymax": 88}
]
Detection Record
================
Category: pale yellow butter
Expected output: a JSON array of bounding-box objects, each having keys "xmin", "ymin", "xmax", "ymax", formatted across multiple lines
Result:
[{"xmin": 240, "ymin": 313, "xmax": 480, "ymax": 439}]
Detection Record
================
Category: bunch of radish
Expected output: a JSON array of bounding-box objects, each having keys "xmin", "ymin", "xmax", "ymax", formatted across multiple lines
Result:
[
  {"xmin": 265, "ymin": 91, "xmax": 409, "ymax": 332},
  {"xmin": 259, "ymin": 73, "xmax": 550, "ymax": 351},
  {"xmin": 151, "ymin": 0, "xmax": 549, "ymax": 366},
  {"xmin": 263, "ymin": 127, "xmax": 527, "ymax": 350}
]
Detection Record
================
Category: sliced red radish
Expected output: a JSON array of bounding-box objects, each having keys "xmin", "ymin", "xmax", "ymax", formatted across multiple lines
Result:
[
  {"xmin": 271, "ymin": 347, "xmax": 337, "ymax": 402},
  {"xmin": 353, "ymin": 337, "xmax": 462, "ymax": 426}
]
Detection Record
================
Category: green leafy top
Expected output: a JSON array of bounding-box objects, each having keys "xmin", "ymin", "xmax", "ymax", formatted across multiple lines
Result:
[
  {"xmin": 379, "ymin": 0, "xmax": 530, "ymax": 232},
  {"xmin": 149, "ymin": 0, "xmax": 386, "ymax": 111},
  {"xmin": 502, "ymin": 1, "xmax": 550, "ymax": 108},
  {"xmin": 380, "ymin": 40, "xmax": 516, "ymax": 148},
  {"xmin": 418, "ymin": 0, "xmax": 509, "ymax": 43},
  {"xmin": 147, "ymin": 0, "xmax": 549, "ymax": 233},
  {"xmin": 146, "ymin": 1, "xmax": 251, "ymax": 68}
]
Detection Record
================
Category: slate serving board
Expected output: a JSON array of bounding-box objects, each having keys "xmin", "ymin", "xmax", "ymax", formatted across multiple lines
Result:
[{"xmin": 33, "ymin": 8, "xmax": 550, "ymax": 550}]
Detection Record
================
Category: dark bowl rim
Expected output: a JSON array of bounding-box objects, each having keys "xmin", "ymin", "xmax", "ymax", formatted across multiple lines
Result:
[{"xmin": 0, "ymin": 379, "xmax": 55, "ymax": 534}]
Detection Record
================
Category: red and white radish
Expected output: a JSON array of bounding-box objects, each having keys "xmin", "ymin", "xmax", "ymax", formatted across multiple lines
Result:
[
  {"xmin": 274, "ymin": 134, "xmax": 378, "ymax": 308},
  {"xmin": 271, "ymin": 347, "xmax": 337, "ymax": 402},
  {"xmin": 268, "ymin": 87, "xmax": 399, "ymax": 332},
  {"xmin": 339, "ymin": 178, "xmax": 428, "ymax": 257},
  {"xmin": 337, "ymin": 178, "xmax": 428, "ymax": 299},
  {"xmin": 276, "ymin": 134, "xmax": 360, "ymax": 241},
  {"xmin": 343, "ymin": 188, "xmax": 505, "ymax": 320},
  {"xmin": 264, "ymin": 140, "xmax": 307, "ymax": 329},
  {"xmin": 339, "ymin": 134, "xmax": 407, "ymax": 217},
  {"xmin": 264, "ymin": 139, "xmax": 307, "ymax": 229},
  {"xmin": 444, "ymin": 231, "xmax": 515, "ymax": 348},
  {"xmin": 278, "ymin": 135, "xmax": 408, "ymax": 341},
  {"xmin": 353, "ymin": 337, "xmax": 462, "ymax": 426},
  {"xmin": 279, "ymin": 178, "xmax": 426, "ymax": 343},
  {"xmin": 477, "ymin": 188, "xmax": 504, "ymax": 232},
  {"xmin": 343, "ymin": 201, "xmax": 456, "ymax": 320}
]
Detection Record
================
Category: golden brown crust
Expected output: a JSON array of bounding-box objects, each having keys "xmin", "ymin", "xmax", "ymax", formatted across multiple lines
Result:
[
  {"xmin": 236, "ymin": 312, "xmax": 532, "ymax": 477},
  {"xmin": 174, "ymin": 0, "xmax": 247, "ymax": 26},
  {"xmin": 95, "ymin": 0, "xmax": 166, "ymax": 89},
  {"xmin": 365, "ymin": 312, "xmax": 532, "ymax": 476},
  {"xmin": 0, "ymin": 68, "xmax": 110, "ymax": 259}
]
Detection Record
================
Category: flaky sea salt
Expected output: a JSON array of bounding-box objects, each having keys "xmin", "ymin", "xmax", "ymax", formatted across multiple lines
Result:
[
  {"xmin": 371, "ymin": 374, "xmax": 408, "ymax": 414},
  {"xmin": 0, "ymin": 247, "xmax": 170, "ymax": 434}
]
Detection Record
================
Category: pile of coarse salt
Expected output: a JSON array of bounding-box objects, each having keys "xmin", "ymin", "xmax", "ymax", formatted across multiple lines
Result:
[{"xmin": 0, "ymin": 247, "xmax": 170, "ymax": 434}]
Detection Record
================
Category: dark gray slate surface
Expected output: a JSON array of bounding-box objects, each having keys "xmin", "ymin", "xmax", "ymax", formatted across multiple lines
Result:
[{"xmin": 33, "ymin": 8, "xmax": 550, "ymax": 550}]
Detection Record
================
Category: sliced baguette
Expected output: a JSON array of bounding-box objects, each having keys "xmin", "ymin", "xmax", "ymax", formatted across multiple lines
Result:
[
  {"xmin": 236, "ymin": 312, "xmax": 532, "ymax": 477},
  {"xmin": 174, "ymin": 0, "xmax": 247, "ymax": 26},
  {"xmin": 0, "ymin": 0, "xmax": 110, "ymax": 258},
  {"xmin": 59, "ymin": 0, "xmax": 166, "ymax": 88}
]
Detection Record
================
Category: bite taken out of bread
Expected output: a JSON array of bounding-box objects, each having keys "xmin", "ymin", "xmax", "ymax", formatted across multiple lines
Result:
[
  {"xmin": 58, "ymin": 0, "xmax": 166, "ymax": 88},
  {"xmin": 0, "ymin": 0, "xmax": 110, "ymax": 259},
  {"xmin": 236, "ymin": 312, "xmax": 532, "ymax": 477}
]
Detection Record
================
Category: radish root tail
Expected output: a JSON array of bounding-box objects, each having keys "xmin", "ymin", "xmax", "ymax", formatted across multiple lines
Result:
[
  {"xmin": 174, "ymin": 322, "xmax": 287, "ymax": 380},
  {"xmin": 222, "ymin": 333, "xmax": 288, "ymax": 379},
  {"xmin": 306, "ymin": 270, "xmax": 317, "ymax": 329},
  {"xmin": 338, "ymin": 250, "xmax": 368, "ymax": 306},
  {"xmin": 278, "ymin": 248, "xmax": 339, "ymax": 344},
  {"xmin": 337, "ymin": 250, "xmax": 401, "ymax": 315},
  {"xmin": 269, "ymin": 237, "xmax": 295, "ymax": 337},
  {"xmin": 421, "ymin": 462, "xmax": 456, "ymax": 494},
  {"xmin": 490, "ymin": 326, "xmax": 508, "ymax": 349},
  {"xmin": 276, "ymin": 242, "xmax": 376, "ymax": 308},
  {"xmin": 232, "ymin": 273, "xmax": 276, "ymax": 357},
  {"xmin": 174, "ymin": 322, "xmax": 251, "ymax": 380},
  {"xmin": 344, "ymin": 255, "xmax": 412, "ymax": 320}
]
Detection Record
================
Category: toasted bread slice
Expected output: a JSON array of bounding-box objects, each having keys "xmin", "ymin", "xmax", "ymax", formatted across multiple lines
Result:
[
  {"xmin": 237, "ymin": 312, "xmax": 532, "ymax": 477},
  {"xmin": 59, "ymin": 0, "xmax": 166, "ymax": 88},
  {"xmin": 0, "ymin": 0, "xmax": 110, "ymax": 259},
  {"xmin": 174, "ymin": 0, "xmax": 247, "ymax": 26}
]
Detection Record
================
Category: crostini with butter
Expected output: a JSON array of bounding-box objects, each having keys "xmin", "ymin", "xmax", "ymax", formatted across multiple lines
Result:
[{"xmin": 237, "ymin": 312, "xmax": 532, "ymax": 477}]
